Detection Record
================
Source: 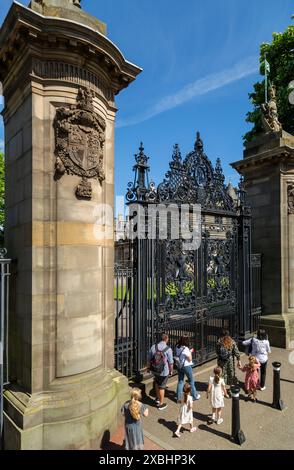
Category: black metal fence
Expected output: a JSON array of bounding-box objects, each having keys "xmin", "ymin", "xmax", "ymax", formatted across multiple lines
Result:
[
  {"xmin": 0, "ymin": 249, "xmax": 11, "ymax": 446},
  {"xmin": 114, "ymin": 264, "xmax": 135, "ymax": 378}
]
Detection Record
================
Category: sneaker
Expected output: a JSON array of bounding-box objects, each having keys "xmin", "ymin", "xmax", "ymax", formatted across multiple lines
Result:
[
  {"xmin": 260, "ymin": 386, "xmax": 266, "ymax": 391},
  {"xmin": 154, "ymin": 398, "xmax": 160, "ymax": 404},
  {"xmin": 194, "ymin": 394, "xmax": 201, "ymax": 400},
  {"xmin": 190, "ymin": 426, "xmax": 197, "ymax": 433},
  {"xmin": 174, "ymin": 430, "xmax": 180, "ymax": 438},
  {"xmin": 217, "ymin": 418, "xmax": 224, "ymax": 425},
  {"xmin": 158, "ymin": 403, "xmax": 167, "ymax": 411}
]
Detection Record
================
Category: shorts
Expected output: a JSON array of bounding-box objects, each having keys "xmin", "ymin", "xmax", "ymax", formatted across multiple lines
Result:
[{"xmin": 154, "ymin": 374, "xmax": 169, "ymax": 389}]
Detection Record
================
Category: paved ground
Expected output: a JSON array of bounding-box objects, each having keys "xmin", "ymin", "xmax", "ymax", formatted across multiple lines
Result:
[{"xmin": 133, "ymin": 347, "xmax": 294, "ymax": 450}]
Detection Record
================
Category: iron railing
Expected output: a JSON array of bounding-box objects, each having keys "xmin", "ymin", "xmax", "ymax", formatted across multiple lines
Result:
[
  {"xmin": 114, "ymin": 264, "xmax": 135, "ymax": 378},
  {"xmin": 0, "ymin": 249, "xmax": 11, "ymax": 446}
]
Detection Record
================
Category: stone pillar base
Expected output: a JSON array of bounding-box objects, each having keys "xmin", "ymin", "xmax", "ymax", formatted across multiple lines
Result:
[
  {"xmin": 259, "ymin": 314, "xmax": 294, "ymax": 349},
  {"xmin": 3, "ymin": 369, "xmax": 129, "ymax": 450}
]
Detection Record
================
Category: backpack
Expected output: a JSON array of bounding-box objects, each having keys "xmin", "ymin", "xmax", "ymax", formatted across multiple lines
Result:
[
  {"xmin": 174, "ymin": 346, "xmax": 185, "ymax": 370},
  {"xmin": 218, "ymin": 344, "xmax": 231, "ymax": 361},
  {"xmin": 150, "ymin": 344, "xmax": 169, "ymax": 375}
]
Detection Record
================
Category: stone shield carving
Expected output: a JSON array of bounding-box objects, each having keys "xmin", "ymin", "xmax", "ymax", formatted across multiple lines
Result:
[
  {"xmin": 54, "ymin": 87, "xmax": 106, "ymax": 200},
  {"xmin": 288, "ymin": 184, "xmax": 294, "ymax": 214}
]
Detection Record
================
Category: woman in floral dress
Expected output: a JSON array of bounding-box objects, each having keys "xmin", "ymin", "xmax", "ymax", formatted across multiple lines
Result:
[{"xmin": 216, "ymin": 329, "xmax": 241, "ymax": 387}]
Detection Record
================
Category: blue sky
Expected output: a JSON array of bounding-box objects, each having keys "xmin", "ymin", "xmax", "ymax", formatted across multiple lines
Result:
[{"xmin": 0, "ymin": 0, "xmax": 293, "ymax": 206}]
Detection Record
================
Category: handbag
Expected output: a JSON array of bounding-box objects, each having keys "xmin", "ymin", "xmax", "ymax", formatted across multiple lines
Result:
[{"xmin": 247, "ymin": 337, "xmax": 254, "ymax": 356}]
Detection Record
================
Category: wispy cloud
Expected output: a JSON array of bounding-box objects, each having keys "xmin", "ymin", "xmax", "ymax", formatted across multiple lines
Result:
[{"xmin": 117, "ymin": 56, "xmax": 258, "ymax": 128}]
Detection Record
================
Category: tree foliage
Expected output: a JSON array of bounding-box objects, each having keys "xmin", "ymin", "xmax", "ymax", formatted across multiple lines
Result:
[{"xmin": 244, "ymin": 23, "xmax": 294, "ymax": 143}]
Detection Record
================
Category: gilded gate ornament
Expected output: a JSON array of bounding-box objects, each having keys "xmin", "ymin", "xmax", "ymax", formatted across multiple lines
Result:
[{"xmin": 54, "ymin": 87, "xmax": 106, "ymax": 200}]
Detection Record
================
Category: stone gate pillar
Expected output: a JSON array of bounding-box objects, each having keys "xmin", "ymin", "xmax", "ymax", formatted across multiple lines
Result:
[
  {"xmin": 232, "ymin": 131, "xmax": 294, "ymax": 348},
  {"xmin": 0, "ymin": 0, "xmax": 141, "ymax": 449}
]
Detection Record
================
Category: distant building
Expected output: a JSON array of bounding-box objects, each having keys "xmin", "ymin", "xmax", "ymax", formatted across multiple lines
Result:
[{"xmin": 114, "ymin": 213, "xmax": 129, "ymax": 241}]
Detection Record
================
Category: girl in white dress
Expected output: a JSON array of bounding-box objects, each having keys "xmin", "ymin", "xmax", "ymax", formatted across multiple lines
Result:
[
  {"xmin": 174, "ymin": 383, "xmax": 197, "ymax": 437},
  {"xmin": 207, "ymin": 367, "xmax": 229, "ymax": 425}
]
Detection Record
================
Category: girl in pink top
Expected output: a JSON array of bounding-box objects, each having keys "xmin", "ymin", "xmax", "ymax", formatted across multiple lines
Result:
[{"xmin": 238, "ymin": 355, "xmax": 260, "ymax": 401}]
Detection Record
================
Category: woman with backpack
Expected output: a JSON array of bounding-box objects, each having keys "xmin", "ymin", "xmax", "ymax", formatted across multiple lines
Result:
[
  {"xmin": 242, "ymin": 329, "xmax": 271, "ymax": 390},
  {"xmin": 216, "ymin": 329, "xmax": 241, "ymax": 388},
  {"xmin": 175, "ymin": 336, "xmax": 201, "ymax": 402}
]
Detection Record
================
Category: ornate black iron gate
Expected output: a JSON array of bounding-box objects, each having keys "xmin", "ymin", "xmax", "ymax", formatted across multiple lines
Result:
[{"xmin": 115, "ymin": 132, "xmax": 258, "ymax": 378}]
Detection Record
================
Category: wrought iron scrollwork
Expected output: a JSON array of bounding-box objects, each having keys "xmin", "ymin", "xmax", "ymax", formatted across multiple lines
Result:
[
  {"xmin": 156, "ymin": 132, "xmax": 235, "ymax": 211},
  {"xmin": 157, "ymin": 144, "xmax": 191, "ymax": 203},
  {"xmin": 206, "ymin": 236, "xmax": 233, "ymax": 303},
  {"xmin": 126, "ymin": 143, "xmax": 157, "ymax": 203},
  {"xmin": 163, "ymin": 239, "xmax": 196, "ymax": 312},
  {"xmin": 126, "ymin": 132, "xmax": 241, "ymax": 213}
]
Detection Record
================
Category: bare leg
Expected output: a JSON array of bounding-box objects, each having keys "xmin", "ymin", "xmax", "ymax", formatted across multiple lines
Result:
[
  {"xmin": 190, "ymin": 422, "xmax": 197, "ymax": 432},
  {"xmin": 174, "ymin": 424, "xmax": 182, "ymax": 437},
  {"xmin": 216, "ymin": 408, "xmax": 223, "ymax": 424},
  {"xmin": 158, "ymin": 388, "xmax": 165, "ymax": 405},
  {"xmin": 154, "ymin": 382, "xmax": 160, "ymax": 401},
  {"xmin": 212, "ymin": 407, "xmax": 216, "ymax": 422}
]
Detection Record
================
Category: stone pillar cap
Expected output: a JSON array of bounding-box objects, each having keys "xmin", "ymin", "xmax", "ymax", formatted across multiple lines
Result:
[{"xmin": 29, "ymin": 0, "xmax": 107, "ymax": 35}]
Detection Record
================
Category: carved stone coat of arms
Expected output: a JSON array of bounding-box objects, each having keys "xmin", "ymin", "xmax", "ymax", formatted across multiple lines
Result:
[{"xmin": 54, "ymin": 87, "xmax": 106, "ymax": 200}]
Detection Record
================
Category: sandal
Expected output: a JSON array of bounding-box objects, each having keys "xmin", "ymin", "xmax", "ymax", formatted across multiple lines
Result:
[{"xmin": 190, "ymin": 427, "xmax": 197, "ymax": 433}]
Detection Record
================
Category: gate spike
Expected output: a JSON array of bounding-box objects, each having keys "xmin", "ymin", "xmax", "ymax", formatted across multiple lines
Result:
[{"xmin": 195, "ymin": 131, "xmax": 204, "ymax": 151}]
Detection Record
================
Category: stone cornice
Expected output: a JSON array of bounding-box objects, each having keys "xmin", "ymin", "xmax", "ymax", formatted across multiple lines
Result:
[
  {"xmin": 0, "ymin": 2, "xmax": 142, "ymax": 95},
  {"xmin": 231, "ymin": 145, "xmax": 294, "ymax": 174}
]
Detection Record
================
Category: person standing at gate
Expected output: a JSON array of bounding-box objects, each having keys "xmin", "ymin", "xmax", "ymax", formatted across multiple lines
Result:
[
  {"xmin": 121, "ymin": 388, "xmax": 149, "ymax": 450},
  {"xmin": 242, "ymin": 329, "xmax": 271, "ymax": 391},
  {"xmin": 207, "ymin": 367, "xmax": 229, "ymax": 424},
  {"xmin": 175, "ymin": 336, "xmax": 201, "ymax": 402},
  {"xmin": 216, "ymin": 329, "xmax": 241, "ymax": 390},
  {"xmin": 148, "ymin": 333, "xmax": 174, "ymax": 411},
  {"xmin": 237, "ymin": 355, "xmax": 261, "ymax": 401}
]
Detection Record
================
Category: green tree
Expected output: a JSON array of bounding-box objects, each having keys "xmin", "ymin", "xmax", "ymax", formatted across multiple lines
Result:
[
  {"xmin": 244, "ymin": 23, "xmax": 294, "ymax": 143},
  {"xmin": 0, "ymin": 152, "xmax": 4, "ymax": 246}
]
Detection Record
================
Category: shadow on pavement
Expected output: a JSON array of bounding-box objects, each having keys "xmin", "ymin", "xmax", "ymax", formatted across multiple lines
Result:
[
  {"xmin": 193, "ymin": 410, "xmax": 209, "ymax": 423},
  {"xmin": 198, "ymin": 423, "xmax": 232, "ymax": 443},
  {"xmin": 253, "ymin": 399, "xmax": 274, "ymax": 408},
  {"xmin": 100, "ymin": 430, "xmax": 124, "ymax": 450},
  {"xmin": 194, "ymin": 380, "xmax": 209, "ymax": 392},
  {"xmin": 281, "ymin": 378, "xmax": 294, "ymax": 384},
  {"xmin": 158, "ymin": 418, "xmax": 177, "ymax": 434}
]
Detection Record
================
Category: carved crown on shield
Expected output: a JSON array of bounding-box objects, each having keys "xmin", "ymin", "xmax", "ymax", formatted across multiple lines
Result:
[{"xmin": 54, "ymin": 87, "xmax": 106, "ymax": 200}]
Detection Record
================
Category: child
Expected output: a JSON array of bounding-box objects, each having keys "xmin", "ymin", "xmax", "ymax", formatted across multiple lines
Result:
[
  {"xmin": 238, "ymin": 355, "xmax": 261, "ymax": 401},
  {"xmin": 174, "ymin": 383, "xmax": 197, "ymax": 437},
  {"xmin": 121, "ymin": 388, "xmax": 149, "ymax": 450},
  {"xmin": 207, "ymin": 367, "xmax": 229, "ymax": 425}
]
